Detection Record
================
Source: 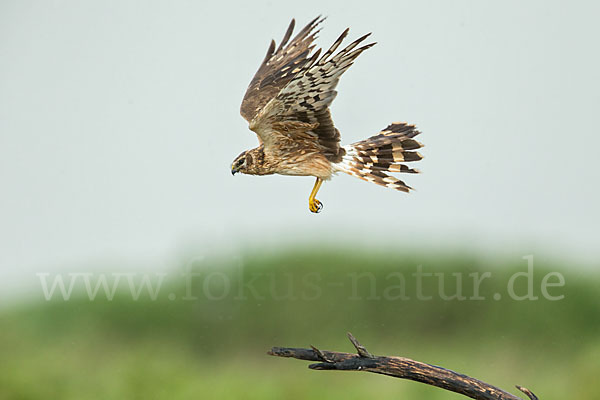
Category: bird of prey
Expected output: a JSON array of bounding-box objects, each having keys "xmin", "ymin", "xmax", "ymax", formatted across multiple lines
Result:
[{"xmin": 232, "ymin": 16, "xmax": 423, "ymax": 213}]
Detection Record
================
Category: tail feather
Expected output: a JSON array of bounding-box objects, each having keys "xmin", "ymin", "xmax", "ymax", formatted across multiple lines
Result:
[
  {"xmin": 347, "ymin": 147, "xmax": 423, "ymax": 163},
  {"xmin": 353, "ymin": 135, "xmax": 423, "ymax": 151},
  {"xmin": 335, "ymin": 122, "xmax": 423, "ymax": 192}
]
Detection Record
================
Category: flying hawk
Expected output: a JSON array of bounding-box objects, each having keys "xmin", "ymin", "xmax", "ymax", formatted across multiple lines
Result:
[{"xmin": 232, "ymin": 16, "xmax": 423, "ymax": 213}]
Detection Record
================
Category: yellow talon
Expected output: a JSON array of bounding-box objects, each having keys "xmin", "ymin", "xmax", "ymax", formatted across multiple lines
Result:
[
  {"xmin": 308, "ymin": 178, "xmax": 324, "ymax": 213},
  {"xmin": 309, "ymin": 198, "xmax": 323, "ymax": 213}
]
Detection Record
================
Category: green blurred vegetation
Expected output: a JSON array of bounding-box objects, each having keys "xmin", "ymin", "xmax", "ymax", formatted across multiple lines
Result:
[{"xmin": 1, "ymin": 248, "xmax": 598, "ymax": 399}]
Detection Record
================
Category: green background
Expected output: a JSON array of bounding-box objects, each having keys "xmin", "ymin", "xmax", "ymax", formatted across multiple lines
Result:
[{"xmin": 2, "ymin": 249, "xmax": 598, "ymax": 399}]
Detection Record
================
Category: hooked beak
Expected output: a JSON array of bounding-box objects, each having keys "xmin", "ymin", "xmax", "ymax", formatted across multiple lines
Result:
[{"xmin": 231, "ymin": 165, "xmax": 239, "ymax": 176}]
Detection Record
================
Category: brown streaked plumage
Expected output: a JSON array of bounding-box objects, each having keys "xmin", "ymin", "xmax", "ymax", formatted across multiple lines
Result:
[{"xmin": 232, "ymin": 16, "xmax": 423, "ymax": 213}]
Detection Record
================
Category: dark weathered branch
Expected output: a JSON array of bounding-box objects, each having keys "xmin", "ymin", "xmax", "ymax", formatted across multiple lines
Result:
[{"xmin": 268, "ymin": 332, "xmax": 538, "ymax": 400}]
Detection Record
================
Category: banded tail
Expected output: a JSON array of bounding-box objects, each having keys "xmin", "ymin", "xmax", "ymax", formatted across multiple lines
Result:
[{"xmin": 335, "ymin": 122, "xmax": 423, "ymax": 192}]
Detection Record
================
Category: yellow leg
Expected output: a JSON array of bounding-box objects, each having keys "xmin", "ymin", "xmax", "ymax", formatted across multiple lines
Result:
[{"xmin": 308, "ymin": 178, "xmax": 324, "ymax": 213}]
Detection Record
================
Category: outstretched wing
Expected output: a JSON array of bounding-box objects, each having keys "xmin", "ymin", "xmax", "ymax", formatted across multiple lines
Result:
[
  {"xmin": 252, "ymin": 26, "xmax": 375, "ymax": 163},
  {"xmin": 240, "ymin": 16, "xmax": 324, "ymax": 123}
]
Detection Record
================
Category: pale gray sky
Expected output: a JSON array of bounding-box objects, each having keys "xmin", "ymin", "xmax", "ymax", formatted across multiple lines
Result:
[{"xmin": 1, "ymin": 0, "xmax": 599, "ymax": 299}]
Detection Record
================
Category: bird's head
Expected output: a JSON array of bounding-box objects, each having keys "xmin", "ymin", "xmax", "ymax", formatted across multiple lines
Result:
[
  {"xmin": 231, "ymin": 150, "xmax": 250, "ymax": 175},
  {"xmin": 231, "ymin": 147, "xmax": 268, "ymax": 176}
]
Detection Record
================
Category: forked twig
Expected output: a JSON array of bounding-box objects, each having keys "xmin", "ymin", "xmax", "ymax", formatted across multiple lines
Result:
[{"xmin": 268, "ymin": 332, "xmax": 538, "ymax": 400}]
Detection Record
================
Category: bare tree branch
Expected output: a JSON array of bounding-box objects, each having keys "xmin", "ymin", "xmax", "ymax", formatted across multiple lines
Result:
[{"xmin": 268, "ymin": 332, "xmax": 538, "ymax": 400}]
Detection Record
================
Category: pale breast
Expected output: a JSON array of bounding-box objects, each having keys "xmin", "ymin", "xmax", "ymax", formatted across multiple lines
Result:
[{"xmin": 272, "ymin": 151, "xmax": 333, "ymax": 179}]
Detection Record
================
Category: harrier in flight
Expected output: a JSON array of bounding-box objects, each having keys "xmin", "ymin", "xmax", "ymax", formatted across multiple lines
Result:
[{"xmin": 232, "ymin": 16, "xmax": 423, "ymax": 213}]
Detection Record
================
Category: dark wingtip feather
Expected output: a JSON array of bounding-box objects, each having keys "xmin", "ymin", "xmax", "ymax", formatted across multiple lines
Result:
[
  {"xmin": 351, "ymin": 32, "xmax": 373, "ymax": 48},
  {"xmin": 307, "ymin": 48, "xmax": 322, "ymax": 68},
  {"xmin": 276, "ymin": 19, "xmax": 296, "ymax": 52},
  {"xmin": 319, "ymin": 28, "xmax": 350, "ymax": 63},
  {"xmin": 262, "ymin": 40, "xmax": 276, "ymax": 65},
  {"xmin": 359, "ymin": 32, "xmax": 373, "ymax": 41},
  {"xmin": 292, "ymin": 15, "xmax": 326, "ymax": 43},
  {"xmin": 361, "ymin": 42, "xmax": 377, "ymax": 51},
  {"xmin": 315, "ymin": 14, "xmax": 327, "ymax": 25}
]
